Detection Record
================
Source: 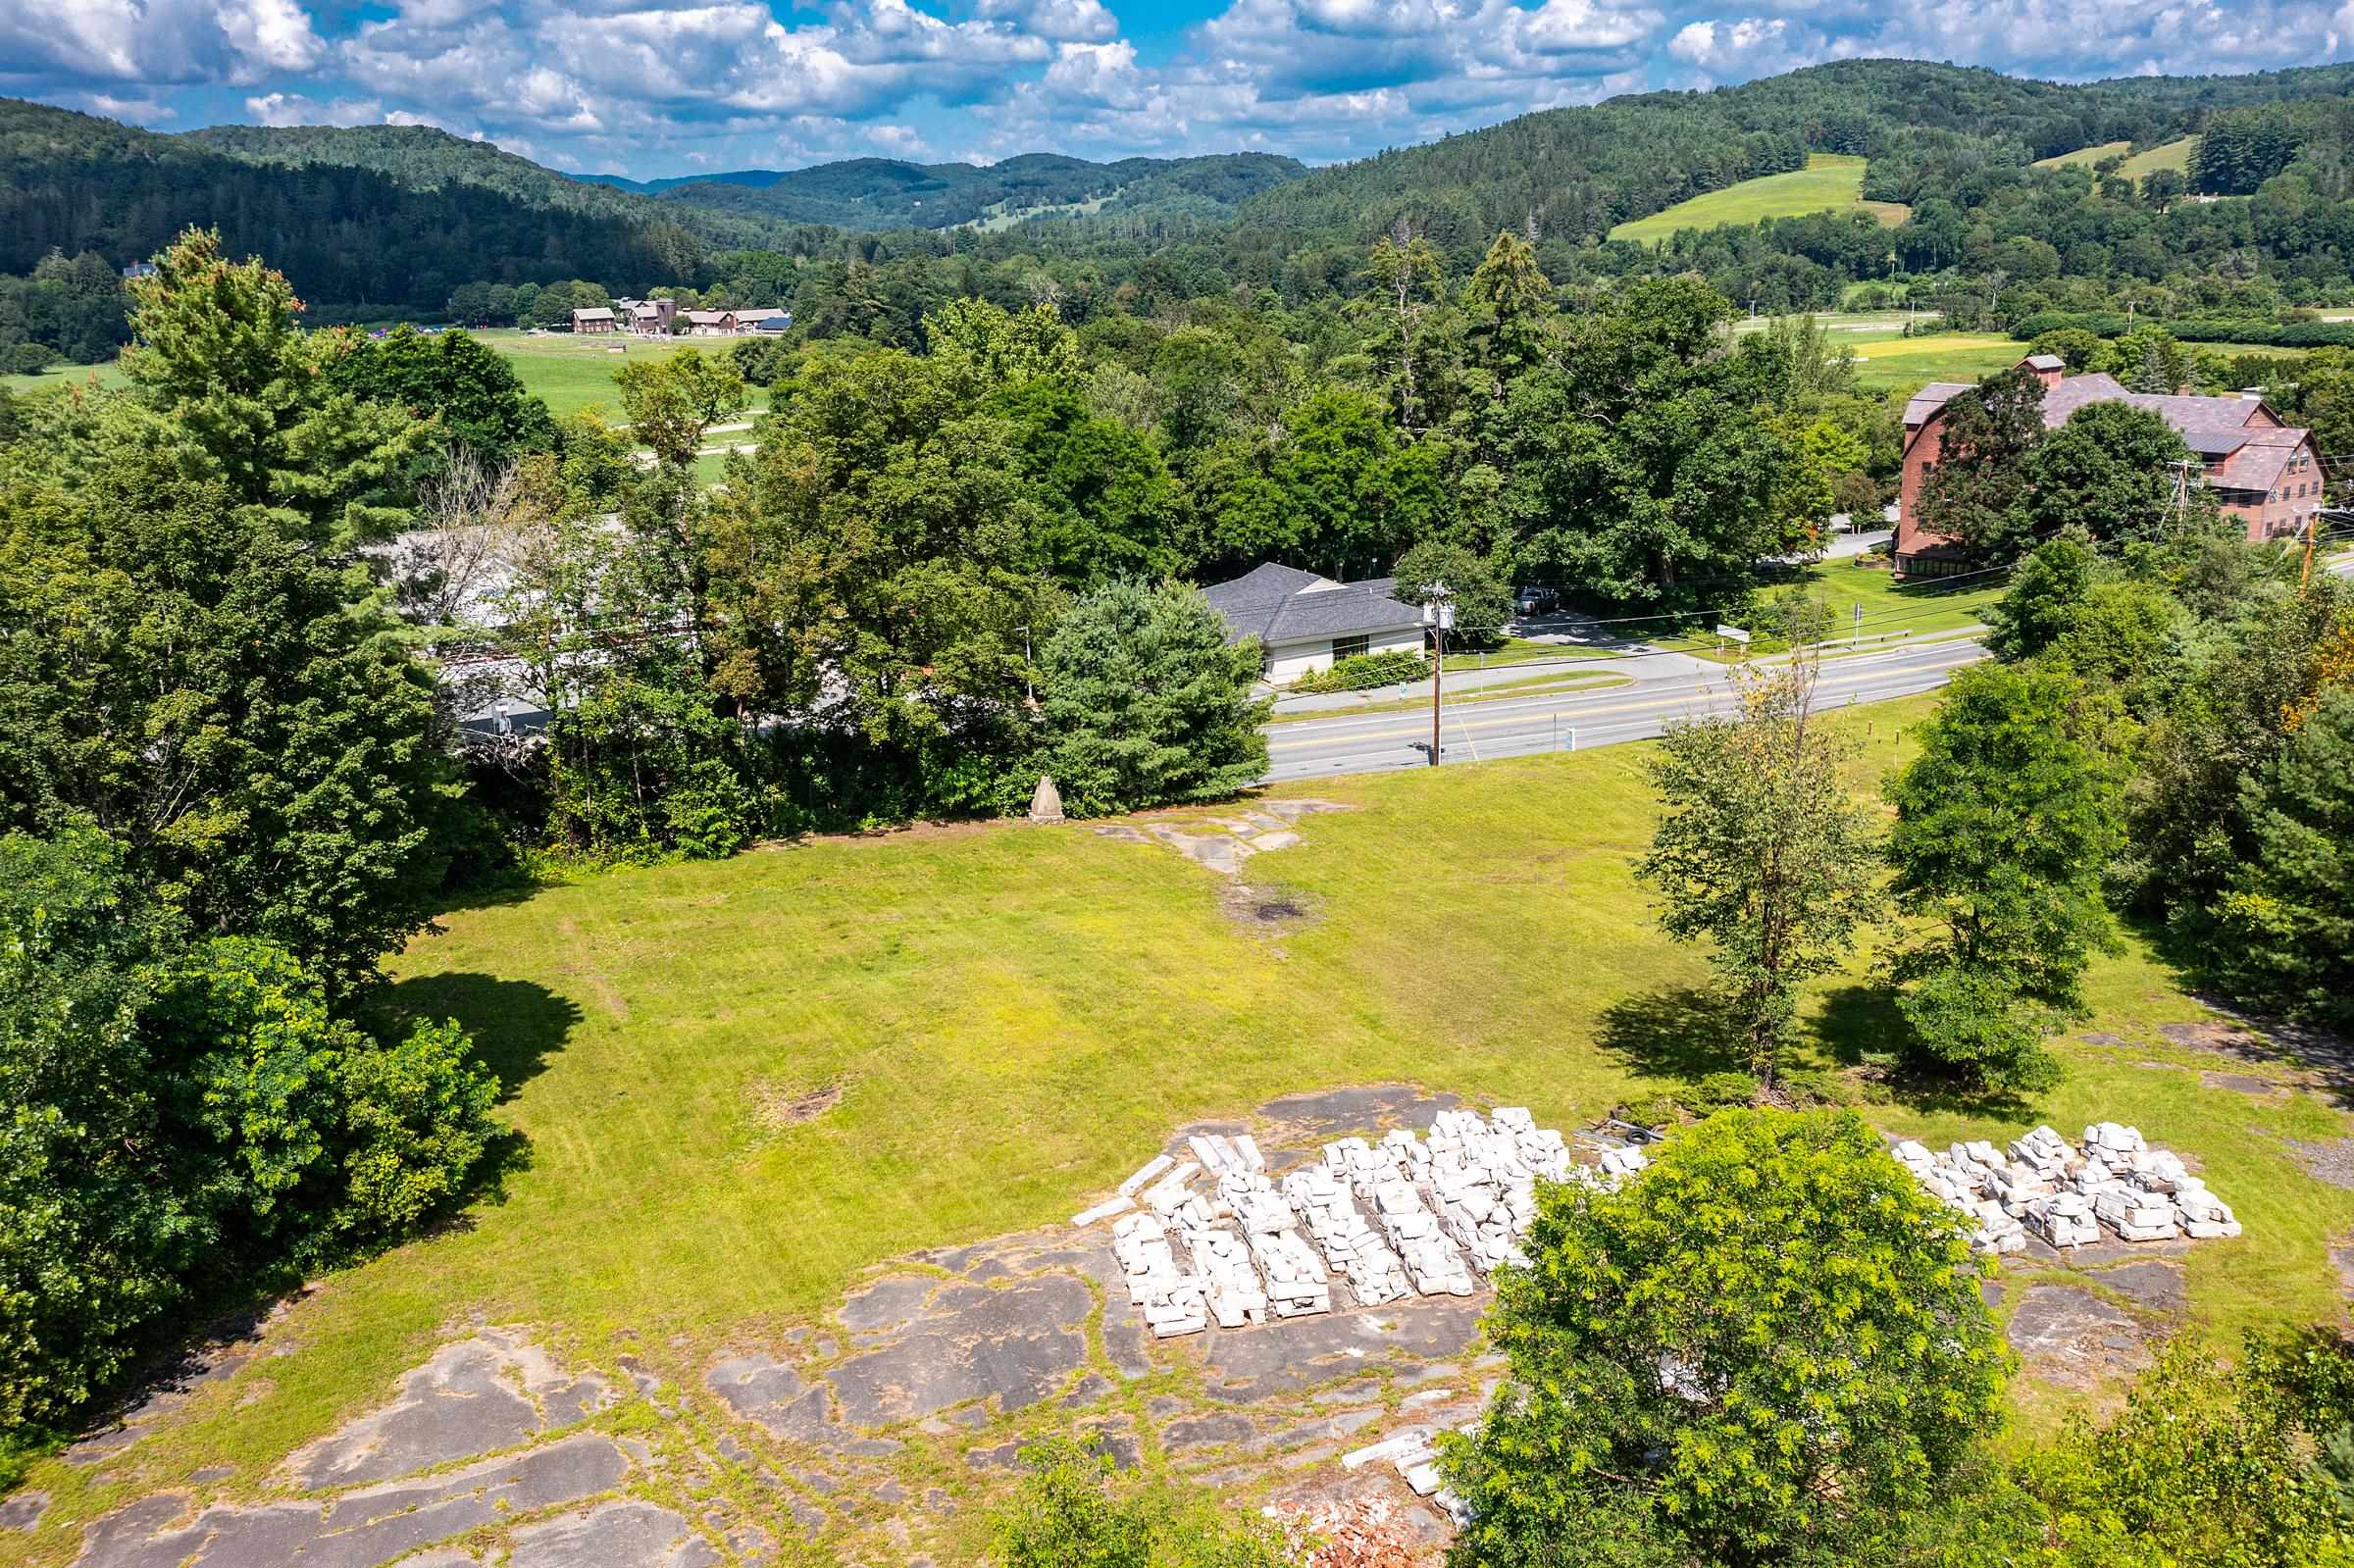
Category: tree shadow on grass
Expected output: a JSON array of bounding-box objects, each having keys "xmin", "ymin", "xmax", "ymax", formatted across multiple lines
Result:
[
  {"xmin": 1814, "ymin": 983, "xmax": 2038, "ymax": 1118},
  {"xmin": 1595, "ymin": 986, "xmax": 1750, "ymax": 1084},
  {"xmin": 366, "ymin": 973, "xmax": 583, "ymax": 1107}
]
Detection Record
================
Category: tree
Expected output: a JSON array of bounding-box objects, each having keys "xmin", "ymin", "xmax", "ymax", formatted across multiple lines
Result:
[
  {"xmin": 2207, "ymin": 688, "xmax": 2354, "ymax": 1029},
  {"xmin": 1462, "ymin": 229, "xmax": 1554, "ymax": 396},
  {"xmin": 614, "ymin": 348, "xmax": 743, "ymax": 473},
  {"xmin": 1356, "ymin": 220, "xmax": 1446, "ymax": 430},
  {"xmin": 994, "ymin": 1437, "xmax": 1285, "ymax": 1568},
  {"xmin": 1393, "ymin": 538, "xmax": 1513, "ymax": 645},
  {"xmin": 1037, "ymin": 581, "xmax": 1268, "ymax": 817},
  {"xmin": 2021, "ymin": 1330, "xmax": 2354, "ymax": 1568},
  {"xmin": 117, "ymin": 228, "xmax": 429, "ymax": 549},
  {"xmin": 1985, "ymin": 531, "xmax": 2099, "ymax": 659},
  {"xmin": 0, "ymin": 463, "xmax": 460, "ymax": 995},
  {"xmin": 1443, "ymin": 1108, "xmax": 2009, "ymax": 1568},
  {"xmin": 330, "ymin": 325, "xmax": 557, "ymax": 470},
  {"xmin": 0, "ymin": 831, "xmax": 190, "ymax": 1431},
  {"xmin": 1917, "ymin": 366, "xmax": 2046, "ymax": 562},
  {"xmin": 1884, "ymin": 663, "xmax": 2124, "ymax": 1090},
  {"xmin": 2020, "ymin": 401, "xmax": 2195, "ymax": 546},
  {"xmin": 1636, "ymin": 655, "xmax": 1881, "ymax": 1087}
]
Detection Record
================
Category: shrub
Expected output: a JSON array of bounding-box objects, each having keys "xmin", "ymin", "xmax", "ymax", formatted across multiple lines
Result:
[
  {"xmin": 1290, "ymin": 647, "xmax": 1431, "ymax": 693},
  {"xmin": 1684, "ymin": 1071, "xmax": 1761, "ymax": 1113}
]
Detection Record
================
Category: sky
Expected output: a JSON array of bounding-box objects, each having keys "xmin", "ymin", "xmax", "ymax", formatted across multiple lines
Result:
[{"xmin": 3, "ymin": 0, "xmax": 2352, "ymax": 180}]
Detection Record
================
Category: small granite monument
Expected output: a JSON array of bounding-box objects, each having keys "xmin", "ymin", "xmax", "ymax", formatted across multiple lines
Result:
[{"xmin": 1028, "ymin": 774, "xmax": 1065, "ymax": 824}]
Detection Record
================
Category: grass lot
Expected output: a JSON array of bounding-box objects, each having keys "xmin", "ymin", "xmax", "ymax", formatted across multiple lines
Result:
[
  {"xmin": 1272, "ymin": 669, "xmax": 1630, "ymax": 721},
  {"xmin": 468, "ymin": 329, "xmax": 763, "ymax": 423},
  {"xmin": 1845, "ymin": 330, "xmax": 2031, "ymax": 393},
  {"xmin": 0, "ymin": 359, "xmax": 128, "ymax": 396},
  {"xmin": 1612, "ymin": 154, "xmax": 1908, "ymax": 244},
  {"xmin": 10, "ymin": 685, "xmax": 2349, "ymax": 1566},
  {"xmin": 2032, "ymin": 138, "xmax": 2197, "ymax": 178},
  {"xmin": 1647, "ymin": 555, "xmax": 2009, "ymax": 659}
]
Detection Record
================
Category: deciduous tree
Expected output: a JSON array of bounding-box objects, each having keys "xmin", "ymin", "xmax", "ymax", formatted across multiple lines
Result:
[
  {"xmin": 1444, "ymin": 1108, "xmax": 2008, "ymax": 1568},
  {"xmin": 1636, "ymin": 655, "xmax": 1881, "ymax": 1087},
  {"xmin": 1884, "ymin": 663, "xmax": 2124, "ymax": 1090}
]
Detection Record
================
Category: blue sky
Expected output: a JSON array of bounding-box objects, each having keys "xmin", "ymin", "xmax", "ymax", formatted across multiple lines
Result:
[{"xmin": 3, "ymin": 0, "xmax": 2350, "ymax": 178}]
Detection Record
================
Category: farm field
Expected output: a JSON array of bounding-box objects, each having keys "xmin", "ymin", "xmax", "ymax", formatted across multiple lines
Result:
[
  {"xmin": 0, "ymin": 358, "xmax": 127, "ymax": 396},
  {"xmin": 8, "ymin": 694, "xmax": 2348, "ymax": 1565},
  {"xmin": 1844, "ymin": 329, "xmax": 2029, "ymax": 391},
  {"xmin": 1611, "ymin": 154, "xmax": 1908, "ymax": 243},
  {"xmin": 2032, "ymin": 137, "xmax": 2197, "ymax": 178},
  {"xmin": 468, "ymin": 328, "xmax": 763, "ymax": 423}
]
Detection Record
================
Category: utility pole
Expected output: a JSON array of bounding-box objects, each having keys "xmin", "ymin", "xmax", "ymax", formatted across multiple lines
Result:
[
  {"xmin": 1423, "ymin": 584, "xmax": 1455, "ymax": 767},
  {"xmin": 2303, "ymin": 508, "xmax": 2320, "ymax": 590}
]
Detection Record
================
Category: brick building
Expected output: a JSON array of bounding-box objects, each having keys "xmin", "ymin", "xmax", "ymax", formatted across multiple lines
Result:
[{"xmin": 1894, "ymin": 353, "xmax": 2329, "ymax": 577}]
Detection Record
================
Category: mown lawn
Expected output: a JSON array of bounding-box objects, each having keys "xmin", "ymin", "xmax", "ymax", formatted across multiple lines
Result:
[
  {"xmin": 2031, "ymin": 137, "xmax": 2195, "ymax": 177},
  {"xmin": 0, "ymin": 359, "xmax": 127, "ymax": 396},
  {"xmin": 470, "ymin": 329, "xmax": 764, "ymax": 423},
  {"xmin": 1612, "ymin": 155, "xmax": 1908, "ymax": 244},
  {"xmin": 10, "ymin": 695, "xmax": 2349, "ymax": 1559},
  {"xmin": 1847, "ymin": 330, "xmax": 2031, "ymax": 393}
]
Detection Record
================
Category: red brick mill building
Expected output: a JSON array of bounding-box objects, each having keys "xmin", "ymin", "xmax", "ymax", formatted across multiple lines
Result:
[{"xmin": 1894, "ymin": 353, "xmax": 2330, "ymax": 577}]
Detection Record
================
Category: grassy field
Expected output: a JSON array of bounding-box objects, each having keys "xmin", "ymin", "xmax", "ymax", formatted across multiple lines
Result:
[
  {"xmin": 8, "ymin": 685, "xmax": 2348, "ymax": 1567},
  {"xmin": 2032, "ymin": 138, "xmax": 2196, "ymax": 178},
  {"xmin": 1647, "ymin": 554, "xmax": 2010, "ymax": 660},
  {"xmin": 466, "ymin": 329, "xmax": 762, "ymax": 423},
  {"xmin": 1612, "ymin": 154, "xmax": 1908, "ymax": 244},
  {"xmin": 0, "ymin": 359, "xmax": 127, "ymax": 396},
  {"xmin": 1845, "ymin": 330, "xmax": 2031, "ymax": 392}
]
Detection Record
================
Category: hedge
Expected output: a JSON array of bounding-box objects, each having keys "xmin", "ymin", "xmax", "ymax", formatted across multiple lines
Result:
[
  {"xmin": 2011, "ymin": 311, "xmax": 2354, "ymax": 348},
  {"xmin": 1289, "ymin": 648, "xmax": 1430, "ymax": 693}
]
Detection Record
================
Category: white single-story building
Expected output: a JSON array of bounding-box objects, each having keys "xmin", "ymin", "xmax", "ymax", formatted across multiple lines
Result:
[{"xmin": 1202, "ymin": 562, "xmax": 1427, "ymax": 684}]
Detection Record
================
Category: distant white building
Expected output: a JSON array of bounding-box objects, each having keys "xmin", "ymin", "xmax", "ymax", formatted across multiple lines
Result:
[{"xmin": 1201, "ymin": 563, "xmax": 1426, "ymax": 684}]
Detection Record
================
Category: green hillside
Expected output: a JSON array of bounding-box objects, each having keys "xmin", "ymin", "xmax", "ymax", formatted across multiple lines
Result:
[{"xmin": 1610, "ymin": 154, "xmax": 1906, "ymax": 242}]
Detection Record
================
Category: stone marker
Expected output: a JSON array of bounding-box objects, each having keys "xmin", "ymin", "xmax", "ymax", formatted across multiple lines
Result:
[{"xmin": 1028, "ymin": 775, "xmax": 1064, "ymax": 824}]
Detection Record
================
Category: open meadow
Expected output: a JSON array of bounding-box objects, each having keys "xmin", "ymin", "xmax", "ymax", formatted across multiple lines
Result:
[
  {"xmin": 2032, "ymin": 137, "xmax": 2197, "ymax": 177},
  {"xmin": 1611, "ymin": 154, "xmax": 1909, "ymax": 243},
  {"xmin": 9, "ymin": 696, "xmax": 2349, "ymax": 1565}
]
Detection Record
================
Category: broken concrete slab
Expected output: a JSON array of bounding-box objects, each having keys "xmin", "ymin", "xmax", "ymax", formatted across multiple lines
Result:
[
  {"xmin": 1202, "ymin": 1298, "xmax": 1487, "ymax": 1402},
  {"xmin": 75, "ymin": 1433, "xmax": 628, "ymax": 1568},
  {"xmin": 705, "ymin": 1357, "xmax": 900, "ymax": 1456},
  {"xmin": 508, "ymin": 1501, "xmax": 720, "ymax": 1568},
  {"xmin": 2202, "ymin": 1071, "xmax": 2284, "ymax": 1097},
  {"xmin": 838, "ymin": 1276, "xmax": 941, "ymax": 1335},
  {"xmin": 283, "ymin": 1330, "xmax": 611, "ymax": 1491},
  {"xmin": 827, "ymin": 1276, "xmax": 1094, "ymax": 1427},
  {"xmin": 2096, "ymin": 1260, "xmax": 2188, "ymax": 1313},
  {"xmin": 2007, "ymin": 1286, "xmax": 2148, "ymax": 1391}
]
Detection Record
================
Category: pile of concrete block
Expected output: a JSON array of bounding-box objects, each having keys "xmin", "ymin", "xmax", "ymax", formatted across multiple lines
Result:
[
  {"xmin": 1087, "ymin": 1105, "xmax": 1586, "ymax": 1332},
  {"xmin": 1178, "ymin": 1221, "xmax": 1270, "ymax": 1329},
  {"xmin": 1111, "ymin": 1212, "xmax": 1207, "ymax": 1338},
  {"xmin": 1223, "ymin": 1168, "xmax": 1332, "ymax": 1318},
  {"xmin": 1892, "ymin": 1123, "xmax": 2239, "ymax": 1254},
  {"xmin": 1281, "ymin": 1165, "xmax": 1411, "ymax": 1307},
  {"xmin": 1369, "ymin": 1178, "xmax": 1476, "ymax": 1297}
]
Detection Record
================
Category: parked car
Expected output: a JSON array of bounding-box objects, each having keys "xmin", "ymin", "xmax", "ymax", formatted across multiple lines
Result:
[{"xmin": 1514, "ymin": 585, "xmax": 1559, "ymax": 616}]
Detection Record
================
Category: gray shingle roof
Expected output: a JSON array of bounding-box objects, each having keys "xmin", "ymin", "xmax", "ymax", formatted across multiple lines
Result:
[{"xmin": 1201, "ymin": 563, "xmax": 1425, "ymax": 646}]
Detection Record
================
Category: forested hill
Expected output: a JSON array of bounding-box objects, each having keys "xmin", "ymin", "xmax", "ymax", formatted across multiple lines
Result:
[
  {"xmin": 1233, "ymin": 58, "xmax": 2354, "ymax": 254},
  {"xmin": 582, "ymin": 150, "xmax": 1308, "ymax": 229},
  {"xmin": 0, "ymin": 99, "xmax": 734, "ymax": 312}
]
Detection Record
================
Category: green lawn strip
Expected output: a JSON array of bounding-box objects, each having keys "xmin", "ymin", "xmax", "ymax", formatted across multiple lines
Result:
[
  {"xmin": 1268, "ymin": 670, "xmax": 1630, "ymax": 722},
  {"xmin": 1611, "ymin": 155, "xmax": 1903, "ymax": 244},
  {"xmin": 471, "ymin": 329, "xmax": 765, "ymax": 423},
  {"xmin": 1441, "ymin": 637, "xmax": 1625, "ymax": 672},
  {"xmin": 17, "ymin": 694, "xmax": 2346, "ymax": 1560}
]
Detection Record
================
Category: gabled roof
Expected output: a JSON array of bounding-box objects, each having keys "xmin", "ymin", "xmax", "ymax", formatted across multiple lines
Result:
[
  {"xmin": 572, "ymin": 307, "xmax": 615, "ymax": 321},
  {"xmin": 682, "ymin": 309, "xmax": 729, "ymax": 324},
  {"xmin": 1201, "ymin": 563, "xmax": 1425, "ymax": 646},
  {"xmin": 2213, "ymin": 427, "xmax": 2314, "ymax": 493},
  {"xmin": 1904, "ymin": 382, "xmax": 1973, "ymax": 427}
]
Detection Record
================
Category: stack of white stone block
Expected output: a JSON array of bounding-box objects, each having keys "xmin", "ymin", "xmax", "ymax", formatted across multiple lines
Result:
[
  {"xmin": 1092, "ymin": 1107, "xmax": 1588, "ymax": 1330},
  {"xmin": 1111, "ymin": 1211, "xmax": 1207, "ymax": 1338},
  {"xmin": 1369, "ymin": 1178, "xmax": 1475, "ymax": 1297},
  {"xmin": 1223, "ymin": 1168, "xmax": 1333, "ymax": 1318},
  {"xmin": 1891, "ymin": 1123, "xmax": 2239, "ymax": 1254},
  {"xmin": 1281, "ymin": 1166, "xmax": 1411, "ymax": 1307}
]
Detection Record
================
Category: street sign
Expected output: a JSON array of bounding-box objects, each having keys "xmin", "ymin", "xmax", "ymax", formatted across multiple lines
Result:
[{"xmin": 1716, "ymin": 624, "xmax": 1751, "ymax": 644}]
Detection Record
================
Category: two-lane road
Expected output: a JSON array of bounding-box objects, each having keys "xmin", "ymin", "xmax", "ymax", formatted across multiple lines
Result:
[{"xmin": 1263, "ymin": 636, "xmax": 1989, "ymax": 782}]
